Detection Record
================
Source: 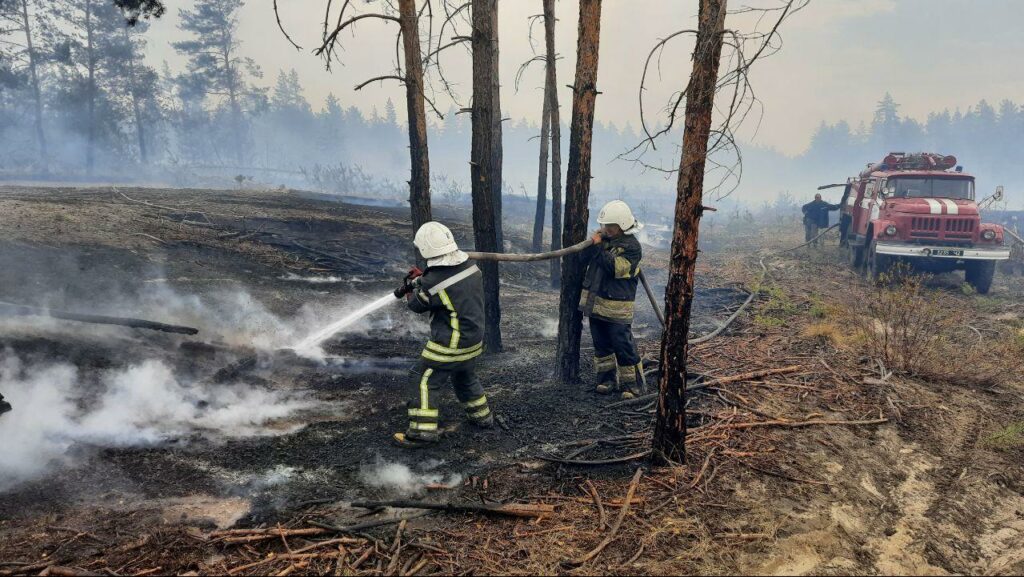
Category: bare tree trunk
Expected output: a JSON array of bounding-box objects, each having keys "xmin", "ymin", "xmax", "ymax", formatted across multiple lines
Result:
[
  {"xmin": 85, "ymin": 0, "xmax": 96, "ymax": 174},
  {"xmin": 123, "ymin": 26, "xmax": 148, "ymax": 164},
  {"xmin": 223, "ymin": 43, "xmax": 244, "ymax": 167},
  {"xmin": 20, "ymin": 0, "xmax": 47, "ymax": 167},
  {"xmin": 398, "ymin": 0, "xmax": 433, "ymax": 240},
  {"xmin": 556, "ymin": 0, "xmax": 601, "ymax": 384},
  {"xmin": 471, "ymin": 0, "xmax": 503, "ymax": 353},
  {"xmin": 531, "ymin": 64, "xmax": 552, "ymax": 253},
  {"xmin": 490, "ymin": 2, "xmax": 504, "ymax": 252},
  {"xmin": 544, "ymin": 0, "xmax": 562, "ymax": 288},
  {"xmin": 653, "ymin": 0, "xmax": 728, "ymax": 465}
]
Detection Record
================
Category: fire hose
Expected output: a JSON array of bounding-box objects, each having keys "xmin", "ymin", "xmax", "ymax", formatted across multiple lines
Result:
[{"xmin": 465, "ymin": 239, "xmax": 668, "ymax": 327}]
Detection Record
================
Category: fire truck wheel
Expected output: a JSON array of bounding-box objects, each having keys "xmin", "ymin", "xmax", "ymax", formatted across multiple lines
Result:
[
  {"xmin": 866, "ymin": 241, "xmax": 892, "ymax": 283},
  {"xmin": 848, "ymin": 243, "xmax": 865, "ymax": 270},
  {"xmin": 965, "ymin": 261, "xmax": 996, "ymax": 295}
]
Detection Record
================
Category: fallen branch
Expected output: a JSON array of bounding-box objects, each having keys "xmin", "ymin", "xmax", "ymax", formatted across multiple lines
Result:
[
  {"xmin": 305, "ymin": 514, "xmax": 430, "ymax": 537},
  {"xmin": 584, "ymin": 480, "xmax": 608, "ymax": 529},
  {"xmin": 349, "ymin": 500, "xmax": 554, "ymax": 519},
  {"xmin": 539, "ymin": 450, "xmax": 652, "ymax": 467},
  {"xmin": 0, "ymin": 301, "xmax": 199, "ymax": 335},
  {"xmin": 564, "ymin": 468, "xmax": 643, "ymax": 567},
  {"xmin": 605, "ymin": 365, "xmax": 802, "ymax": 409},
  {"xmin": 723, "ymin": 417, "xmax": 888, "ymax": 430}
]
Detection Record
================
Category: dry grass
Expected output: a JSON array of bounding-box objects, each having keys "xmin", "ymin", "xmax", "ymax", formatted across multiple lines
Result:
[{"xmin": 840, "ymin": 266, "xmax": 1024, "ymax": 386}]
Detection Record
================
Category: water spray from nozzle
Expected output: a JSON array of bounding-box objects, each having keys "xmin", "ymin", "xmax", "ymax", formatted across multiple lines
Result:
[{"xmin": 290, "ymin": 292, "xmax": 400, "ymax": 356}]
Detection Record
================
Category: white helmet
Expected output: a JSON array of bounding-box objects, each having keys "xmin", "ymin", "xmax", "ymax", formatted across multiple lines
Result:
[
  {"xmin": 597, "ymin": 200, "xmax": 643, "ymax": 235},
  {"xmin": 414, "ymin": 221, "xmax": 459, "ymax": 259}
]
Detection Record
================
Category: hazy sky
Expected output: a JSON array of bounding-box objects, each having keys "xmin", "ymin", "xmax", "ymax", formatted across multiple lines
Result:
[{"xmin": 142, "ymin": 0, "xmax": 1024, "ymax": 156}]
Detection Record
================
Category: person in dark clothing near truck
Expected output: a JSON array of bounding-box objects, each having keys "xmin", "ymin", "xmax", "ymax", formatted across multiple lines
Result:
[
  {"xmin": 392, "ymin": 221, "xmax": 493, "ymax": 448},
  {"xmin": 0, "ymin": 393, "xmax": 10, "ymax": 417},
  {"xmin": 580, "ymin": 200, "xmax": 646, "ymax": 400},
  {"xmin": 802, "ymin": 193, "xmax": 841, "ymax": 246}
]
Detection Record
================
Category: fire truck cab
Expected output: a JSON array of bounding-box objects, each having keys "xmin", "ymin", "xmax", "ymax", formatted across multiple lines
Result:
[{"xmin": 843, "ymin": 152, "xmax": 1010, "ymax": 294}]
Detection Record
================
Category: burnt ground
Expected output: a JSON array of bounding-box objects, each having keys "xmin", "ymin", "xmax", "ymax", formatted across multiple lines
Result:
[{"xmin": 1, "ymin": 185, "xmax": 1023, "ymax": 575}]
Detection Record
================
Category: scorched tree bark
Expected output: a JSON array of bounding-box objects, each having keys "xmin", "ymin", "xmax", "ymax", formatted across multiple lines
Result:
[
  {"xmin": 653, "ymin": 0, "xmax": 728, "ymax": 464},
  {"xmin": 556, "ymin": 0, "xmax": 601, "ymax": 384},
  {"xmin": 545, "ymin": 0, "xmax": 563, "ymax": 288},
  {"xmin": 471, "ymin": 0, "xmax": 502, "ymax": 352},
  {"xmin": 531, "ymin": 63, "xmax": 551, "ymax": 253},
  {"xmin": 398, "ymin": 0, "xmax": 433, "ymax": 235}
]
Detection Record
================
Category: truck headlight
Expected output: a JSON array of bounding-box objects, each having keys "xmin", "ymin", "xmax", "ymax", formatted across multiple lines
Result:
[
  {"xmin": 982, "ymin": 229, "xmax": 996, "ymax": 241},
  {"xmin": 885, "ymin": 225, "xmax": 897, "ymax": 236}
]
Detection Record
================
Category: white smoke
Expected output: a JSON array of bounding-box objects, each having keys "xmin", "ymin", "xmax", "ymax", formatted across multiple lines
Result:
[
  {"xmin": 8, "ymin": 282, "xmax": 422, "ymax": 353},
  {"xmin": 0, "ymin": 353, "xmax": 313, "ymax": 491},
  {"xmin": 359, "ymin": 458, "xmax": 462, "ymax": 497},
  {"xmin": 537, "ymin": 318, "xmax": 559, "ymax": 339}
]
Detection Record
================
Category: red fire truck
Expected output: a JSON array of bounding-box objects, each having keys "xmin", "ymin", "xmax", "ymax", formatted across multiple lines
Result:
[{"xmin": 839, "ymin": 152, "xmax": 1010, "ymax": 294}]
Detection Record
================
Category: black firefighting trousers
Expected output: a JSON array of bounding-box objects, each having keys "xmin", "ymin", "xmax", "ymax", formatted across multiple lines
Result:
[
  {"xmin": 405, "ymin": 359, "xmax": 490, "ymax": 441},
  {"xmin": 589, "ymin": 317, "xmax": 644, "ymax": 392}
]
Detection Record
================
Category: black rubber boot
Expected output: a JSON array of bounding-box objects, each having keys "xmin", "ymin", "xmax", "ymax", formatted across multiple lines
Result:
[
  {"xmin": 470, "ymin": 413, "xmax": 495, "ymax": 429},
  {"xmin": 594, "ymin": 368, "xmax": 618, "ymax": 395},
  {"xmin": 392, "ymin": 432, "xmax": 438, "ymax": 449}
]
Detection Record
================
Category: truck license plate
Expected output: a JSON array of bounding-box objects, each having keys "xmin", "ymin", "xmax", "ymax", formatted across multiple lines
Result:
[{"xmin": 931, "ymin": 249, "xmax": 964, "ymax": 257}]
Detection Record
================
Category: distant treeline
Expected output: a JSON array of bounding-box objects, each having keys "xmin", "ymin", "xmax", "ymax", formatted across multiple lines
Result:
[{"xmin": 2, "ymin": 1, "xmax": 1021, "ymax": 211}]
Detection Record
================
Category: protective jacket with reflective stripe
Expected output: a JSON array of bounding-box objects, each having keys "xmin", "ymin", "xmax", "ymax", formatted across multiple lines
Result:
[
  {"xmin": 579, "ymin": 234, "xmax": 642, "ymax": 324},
  {"xmin": 408, "ymin": 259, "xmax": 485, "ymax": 366}
]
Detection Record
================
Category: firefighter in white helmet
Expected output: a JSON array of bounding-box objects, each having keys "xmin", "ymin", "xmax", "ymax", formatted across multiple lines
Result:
[
  {"xmin": 579, "ymin": 200, "xmax": 646, "ymax": 399},
  {"xmin": 392, "ymin": 221, "xmax": 493, "ymax": 448}
]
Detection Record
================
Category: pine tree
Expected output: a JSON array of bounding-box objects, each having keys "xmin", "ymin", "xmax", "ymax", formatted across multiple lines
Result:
[
  {"xmin": 384, "ymin": 97, "xmax": 398, "ymax": 127},
  {"xmin": 1, "ymin": 0, "xmax": 50, "ymax": 166},
  {"xmin": 173, "ymin": 0, "xmax": 264, "ymax": 167}
]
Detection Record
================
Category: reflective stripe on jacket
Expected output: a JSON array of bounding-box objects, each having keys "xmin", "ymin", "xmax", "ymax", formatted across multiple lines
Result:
[
  {"xmin": 408, "ymin": 259, "xmax": 485, "ymax": 366},
  {"xmin": 579, "ymin": 234, "xmax": 642, "ymax": 324}
]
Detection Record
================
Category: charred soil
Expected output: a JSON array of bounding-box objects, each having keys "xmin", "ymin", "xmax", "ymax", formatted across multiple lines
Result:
[{"xmin": 0, "ymin": 186, "xmax": 1023, "ymax": 575}]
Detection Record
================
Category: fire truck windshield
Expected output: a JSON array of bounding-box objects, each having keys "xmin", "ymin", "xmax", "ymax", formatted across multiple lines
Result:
[{"xmin": 889, "ymin": 178, "xmax": 974, "ymax": 200}]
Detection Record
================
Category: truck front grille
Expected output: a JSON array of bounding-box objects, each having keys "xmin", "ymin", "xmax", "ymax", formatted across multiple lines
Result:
[
  {"xmin": 944, "ymin": 218, "xmax": 974, "ymax": 239},
  {"xmin": 909, "ymin": 217, "xmax": 974, "ymax": 240},
  {"xmin": 910, "ymin": 217, "xmax": 940, "ymax": 238}
]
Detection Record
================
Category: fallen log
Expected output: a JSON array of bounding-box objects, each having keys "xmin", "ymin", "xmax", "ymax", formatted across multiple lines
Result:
[
  {"xmin": 0, "ymin": 301, "xmax": 199, "ymax": 335},
  {"xmin": 349, "ymin": 500, "xmax": 554, "ymax": 519}
]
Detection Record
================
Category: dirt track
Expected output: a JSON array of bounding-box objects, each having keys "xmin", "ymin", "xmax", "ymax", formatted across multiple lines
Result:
[{"xmin": 1, "ymin": 185, "xmax": 1023, "ymax": 575}]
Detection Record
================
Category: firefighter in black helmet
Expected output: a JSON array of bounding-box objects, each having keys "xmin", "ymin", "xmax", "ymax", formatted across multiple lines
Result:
[
  {"xmin": 580, "ymin": 200, "xmax": 646, "ymax": 399},
  {"xmin": 393, "ymin": 221, "xmax": 493, "ymax": 448}
]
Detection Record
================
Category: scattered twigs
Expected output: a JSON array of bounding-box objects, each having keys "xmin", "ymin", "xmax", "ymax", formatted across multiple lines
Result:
[
  {"xmin": 688, "ymin": 447, "xmax": 717, "ymax": 490},
  {"xmin": 605, "ymin": 365, "xmax": 802, "ymax": 409},
  {"xmin": 307, "ymin": 512, "xmax": 432, "ymax": 536},
  {"xmin": 563, "ymin": 468, "xmax": 643, "ymax": 567},
  {"xmin": 584, "ymin": 480, "xmax": 608, "ymax": 529},
  {"xmin": 723, "ymin": 417, "xmax": 888, "ymax": 430},
  {"xmin": 349, "ymin": 501, "xmax": 554, "ymax": 519},
  {"xmin": 539, "ymin": 450, "xmax": 653, "ymax": 467}
]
